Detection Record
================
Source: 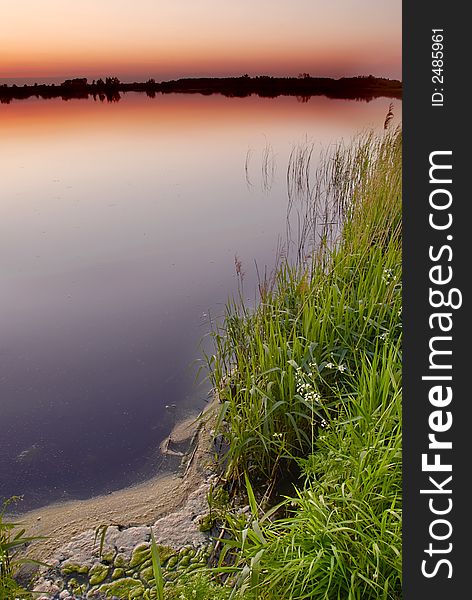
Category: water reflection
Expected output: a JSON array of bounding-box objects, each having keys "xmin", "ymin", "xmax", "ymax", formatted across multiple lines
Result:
[{"xmin": 0, "ymin": 93, "xmax": 401, "ymax": 510}]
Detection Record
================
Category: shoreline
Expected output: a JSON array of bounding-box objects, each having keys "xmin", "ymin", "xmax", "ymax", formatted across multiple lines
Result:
[{"xmin": 18, "ymin": 406, "xmax": 217, "ymax": 564}]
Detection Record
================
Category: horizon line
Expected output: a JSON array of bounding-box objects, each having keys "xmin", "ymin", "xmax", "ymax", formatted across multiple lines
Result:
[{"xmin": 1, "ymin": 72, "xmax": 402, "ymax": 86}]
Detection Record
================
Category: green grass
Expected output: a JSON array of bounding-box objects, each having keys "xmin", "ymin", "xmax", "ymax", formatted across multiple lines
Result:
[
  {"xmin": 203, "ymin": 127, "xmax": 402, "ymax": 599},
  {"xmin": 207, "ymin": 129, "xmax": 401, "ymax": 484},
  {"xmin": 0, "ymin": 498, "xmax": 39, "ymax": 600}
]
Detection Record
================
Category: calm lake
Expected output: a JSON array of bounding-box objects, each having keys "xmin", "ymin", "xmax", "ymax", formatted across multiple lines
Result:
[{"xmin": 0, "ymin": 93, "xmax": 401, "ymax": 511}]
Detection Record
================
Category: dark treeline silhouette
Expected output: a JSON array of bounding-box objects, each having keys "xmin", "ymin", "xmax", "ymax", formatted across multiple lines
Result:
[{"xmin": 0, "ymin": 74, "xmax": 402, "ymax": 104}]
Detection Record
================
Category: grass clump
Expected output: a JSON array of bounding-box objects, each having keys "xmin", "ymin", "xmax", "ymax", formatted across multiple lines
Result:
[
  {"xmin": 163, "ymin": 572, "xmax": 234, "ymax": 600},
  {"xmin": 0, "ymin": 498, "xmax": 38, "ymax": 600},
  {"xmin": 205, "ymin": 128, "xmax": 402, "ymax": 599}
]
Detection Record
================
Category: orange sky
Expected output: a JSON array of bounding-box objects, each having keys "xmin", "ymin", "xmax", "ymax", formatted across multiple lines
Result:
[{"xmin": 0, "ymin": 1, "xmax": 401, "ymax": 82}]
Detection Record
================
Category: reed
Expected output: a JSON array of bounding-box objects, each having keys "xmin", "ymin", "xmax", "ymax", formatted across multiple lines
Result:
[
  {"xmin": 205, "ymin": 127, "xmax": 402, "ymax": 598},
  {"xmin": 207, "ymin": 128, "xmax": 401, "ymax": 485},
  {"xmin": 0, "ymin": 498, "xmax": 43, "ymax": 599}
]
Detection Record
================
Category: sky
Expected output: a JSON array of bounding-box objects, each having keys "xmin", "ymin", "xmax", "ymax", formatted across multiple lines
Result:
[{"xmin": 0, "ymin": 1, "xmax": 401, "ymax": 83}]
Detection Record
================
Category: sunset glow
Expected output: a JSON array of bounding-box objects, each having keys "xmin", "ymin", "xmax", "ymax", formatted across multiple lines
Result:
[{"xmin": 1, "ymin": 1, "xmax": 401, "ymax": 83}]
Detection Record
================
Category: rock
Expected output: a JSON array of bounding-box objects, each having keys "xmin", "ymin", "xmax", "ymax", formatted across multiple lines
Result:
[
  {"xmin": 33, "ymin": 577, "xmax": 61, "ymax": 595},
  {"xmin": 53, "ymin": 524, "xmax": 150, "ymax": 572},
  {"xmin": 16, "ymin": 443, "xmax": 42, "ymax": 464},
  {"xmin": 27, "ymin": 424, "xmax": 219, "ymax": 598},
  {"xmin": 151, "ymin": 483, "xmax": 209, "ymax": 549},
  {"xmin": 106, "ymin": 526, "xmax": 150, "ymax": 556},
  {"xmin": 54, "ymin": 530, "xmax": 97, "ymax": 569}
]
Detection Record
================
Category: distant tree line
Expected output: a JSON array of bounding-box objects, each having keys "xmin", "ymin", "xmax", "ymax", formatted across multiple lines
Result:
[{"xmin": 0, "ymin": 74, "xmax": 402, "ymax": 104}]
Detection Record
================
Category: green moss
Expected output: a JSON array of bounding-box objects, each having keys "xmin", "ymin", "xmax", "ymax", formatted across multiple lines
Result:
[
  {"xmin": 156, "ymin": 544, "xmax": 175, "ymax": 565},
  {"xmin": 166, "ymin": 555, "xmax": 179, "ymax": 570},
  {"xmin": 130, "ymin": 587, "xmax": 147, "ymax": 600},
  {"xmin": 73, "ymin": 583, "xmax": 86, "ymax": 596},
  {"xmin": 113, "ymin": 552, "xmax": 129, "ymax": 569},
  {"xmin": 129, "ymin": 541, "xmax": 175, "ymax": 571},
  {"xmin": 129, "ymin": 543, "xmax": 151, "ymax": 568},
  {"xmin": 98, "ymin": 577, "xmax": 144, "ymax": 599},
  {"xmin": 101, "ymin": 549, "xmax": 116, "ymax": 564},
  {"xmin": 139, "ymin": 565, "xmax": 155, "ymax": 583},
  {"xmin": 139, "ymin": 557, "xmax": 152, "ymax": 571},
  {"xmin": 198, "ymin": 514, "xmax": 215, "ymax": 532},
  {"xmin": 213, "ymin": 487, "xmax": 230, "ymax": 508},
  {"xmin": 88, "ymin": 563, "xmax": 110, "ymax": 585},
  {"xmin": 68, "ymin": 578, "xmax": 78, "ymax": 588},
  {"xmin": 111, "ymin": 568, "xmax": 125, "ymax": 580},
  {"xmin": 179, "ymin": 555, "xmax": 191, "ymax": 568},
  {"xmin": 61, "ymin": 561, "xmax": 90, "ymax": 575}
]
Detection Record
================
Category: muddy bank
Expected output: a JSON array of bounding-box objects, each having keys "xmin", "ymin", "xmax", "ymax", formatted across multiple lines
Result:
[{"xmin": 18, "ymin": 405, "xmax": 218, "ymax": 566}]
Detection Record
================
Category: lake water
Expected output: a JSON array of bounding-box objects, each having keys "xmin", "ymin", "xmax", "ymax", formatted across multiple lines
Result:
[{"xmin": 0, "ymin": 93, "xmax": 401, "ymax": 511}]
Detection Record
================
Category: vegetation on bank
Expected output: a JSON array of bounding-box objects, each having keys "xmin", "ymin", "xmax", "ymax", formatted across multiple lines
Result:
[
  {"xmin": 0, "ymin": 498, "xmax": 37, "ymax": 599},
  {"xmin": 199, "ymin": 127, "xmax": 402, "ymax": 599}
]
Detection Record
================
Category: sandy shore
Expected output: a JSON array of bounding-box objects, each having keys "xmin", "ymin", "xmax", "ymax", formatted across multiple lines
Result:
[{"xmin": 17, "ymin": 409, "xmax": 217, "ymax": 562}]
